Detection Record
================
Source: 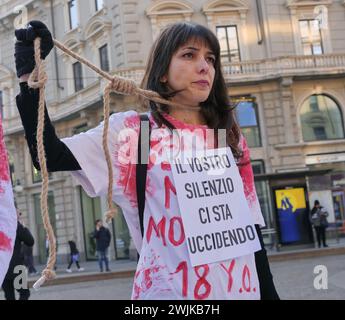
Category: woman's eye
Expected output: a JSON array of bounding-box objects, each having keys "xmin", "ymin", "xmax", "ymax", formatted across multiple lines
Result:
[
  {"xmin": 183, "ymin": 52, "xmax": 193, "ymax": 59},
  {"xmin": 207, "ymin": 57, "xmax": 216, "ymax": 64}
]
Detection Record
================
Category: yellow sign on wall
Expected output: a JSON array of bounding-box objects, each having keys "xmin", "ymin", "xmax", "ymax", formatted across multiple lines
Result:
[{"xmin": 275, "ymin": 188, "xmax": 306, "ymax": 212}]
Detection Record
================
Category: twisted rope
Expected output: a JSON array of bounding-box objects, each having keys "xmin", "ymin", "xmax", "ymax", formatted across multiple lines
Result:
[
  {"xmin": 29, "ymin": 38, "xmax": 56, "ymax": 289},
  {"xmin": 29, "ymin": 37, "xmax": 201, "ymax": 287}
]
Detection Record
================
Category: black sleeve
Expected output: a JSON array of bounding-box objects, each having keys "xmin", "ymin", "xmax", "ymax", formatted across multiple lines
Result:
[
  {"xmin": 255, "ymin": 224, "xmax": 280, "ymax": 300},
  {"xmin": 16, "ymin": 82, "xmax": 81, "ymax": 171},
  {"xmin": 93, "ymin": 230, "xmax": 100, "ymax": 239},
  {"xmin": 17, "ymin": 223, "xmax": 35, "ymax": 247}
]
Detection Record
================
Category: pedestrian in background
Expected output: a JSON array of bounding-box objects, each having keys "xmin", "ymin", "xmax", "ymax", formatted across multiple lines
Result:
[
  {"xmin": 93, "ymin": 220, "xmax": 111, "ymax": 272},
  {"xmin": 310, "ymin": 200, "xmax": 329, "ymax": 248},
  {"xmin": 18, "ymin": 212, "xmax": 38, "ymax": 276},
  {"xmin": 66, "ymin": 240, "xmax": 84, "ymax": 273}
]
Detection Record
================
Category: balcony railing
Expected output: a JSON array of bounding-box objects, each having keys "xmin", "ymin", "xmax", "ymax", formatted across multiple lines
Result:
[
  {"xmin": 222, "ymin": 53, "xmax": 345, "ymax": 83},
  {"xmin": 109, "ymin": 54, "xmax": 345, "ymax": 85},
  {"xmin": 115, "ymin": 69, "xmax": 145, "ymax": 84}
]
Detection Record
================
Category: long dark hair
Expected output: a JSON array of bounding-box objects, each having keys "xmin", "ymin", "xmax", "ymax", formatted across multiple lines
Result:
[{"xmin": 140, "ymin": 21, "xmax": 242, "ymax": 159}]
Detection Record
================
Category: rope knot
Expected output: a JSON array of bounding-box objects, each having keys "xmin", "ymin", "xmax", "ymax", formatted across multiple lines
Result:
[
  {"xmin": 42, "ymin": 268, "xmax": 56, "ymax": 280},
  {"xmin": 28, "ymin": 68, "xmax": 48, "ymax": 89},
  {"xmin": 105, "ymin": 207, "xmax": 117, "ymax": 223},
  {"xmin": 107, "ymin": 76, "xmax": 137, "ymax": 95}
]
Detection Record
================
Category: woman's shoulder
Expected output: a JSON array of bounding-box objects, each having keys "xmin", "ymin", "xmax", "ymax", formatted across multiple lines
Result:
[
  {"xmin": 106, "ymin": 110, "xmax": 139, "ymax": 133},
  {"xmin": 109, "ymin": 110, "xmax": 157, "ymax": 131},
  {"xmin": 109, "ymin": 110, "xmax": 139, "ymax": 124}
]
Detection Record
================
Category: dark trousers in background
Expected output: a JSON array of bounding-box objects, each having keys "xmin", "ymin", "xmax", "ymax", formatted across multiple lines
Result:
[
  {"xmin": 67, "ymin": 254, "xmax": 81, "ymax": 269},
  {"xmin": 314, "ymin": 226, "xmax": 327, "ymax": 247},
  {"xmin": 97, "ymin": 248, "xmax": 109, "ymax": 271}
]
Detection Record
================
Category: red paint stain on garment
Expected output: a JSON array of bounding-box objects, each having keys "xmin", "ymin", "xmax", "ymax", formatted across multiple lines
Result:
[
  {"xmin": 238, "ymin": 137, "xmax": 256, "ymax": 206},
  {"xmin": 0, "ymin": 231, "xmax": 12, "ymax": 252},
  {"xmin": 161, "ymin": 162, "xmax": 171, "ymax": 171},
  {"xmin": 133, "ymin": 250, "xmax": 171, "ymax": 299},
  {"xmin": 115, "ymin": 114, "xmax": 155, "ymax": 207},
  {"xmin": 0, "ymin": 117, "xmax": 10, "ymax": 193},
  {"xmin": 117, "ymin": 160, "xmax": 156, "ymax": 208}
]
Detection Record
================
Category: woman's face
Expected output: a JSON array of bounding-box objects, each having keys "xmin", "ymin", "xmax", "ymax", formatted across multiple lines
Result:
[{"xmin": 162, "ymin": 39, "xmax": 216, "ymax": 108}]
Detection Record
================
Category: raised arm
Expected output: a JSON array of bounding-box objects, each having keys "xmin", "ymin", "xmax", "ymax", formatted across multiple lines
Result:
[
  {"xmin": 15, "ymin": 21, "xmax": 80, "ymax": 172},
  {"xmin": 16, "ymin": 81, "xmax": 81, "ymax": 171}
]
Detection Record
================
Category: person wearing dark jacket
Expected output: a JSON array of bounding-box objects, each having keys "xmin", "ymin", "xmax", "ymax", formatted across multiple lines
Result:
[
  {"xmin": 310, "ymin": 200, "xmax": 329, "ymax": 248},
  {"xmin": 1, "ymin": 220, "xmax": 34, "ymax": 300},
  {"xmin": 13, "ymin": 21, "xmax": 279, "ymax": 299},
  {"xmin": 93, "ymin": 220, "xmax": 111, "ymax": 272}
]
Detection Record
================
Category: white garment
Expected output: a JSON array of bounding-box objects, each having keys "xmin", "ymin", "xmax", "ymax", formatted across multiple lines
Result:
[
  {"xmin": 63, "ymin": 111, "xmax": 265, "ymax": 300},
  {"xmin": 0, "ymin": 116, "xmax": 17, "ymax": 284}
]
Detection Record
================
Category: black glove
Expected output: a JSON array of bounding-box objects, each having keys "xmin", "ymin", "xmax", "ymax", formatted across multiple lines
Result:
[{"xmin": 14, "ymin": 20, "xmax": 54, "ymax": 78}]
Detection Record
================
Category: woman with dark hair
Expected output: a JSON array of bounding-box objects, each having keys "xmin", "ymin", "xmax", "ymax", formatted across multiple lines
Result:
[
  {"xmin": 14, "ymin": 21, "xmax": 279, "ymax": 300},
  {"xmin": 141, "ymin": 22, "xmax": 241, "ymax": 158}
]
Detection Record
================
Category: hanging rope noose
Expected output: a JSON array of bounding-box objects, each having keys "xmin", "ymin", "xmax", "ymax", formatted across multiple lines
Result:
[
  {"xmin": 28, "ymin": 38, "xmax": 56, "ymax": 289},
  {"xmin": 29, "ymin": 37, "xmax": 203, "ymax": 289}
]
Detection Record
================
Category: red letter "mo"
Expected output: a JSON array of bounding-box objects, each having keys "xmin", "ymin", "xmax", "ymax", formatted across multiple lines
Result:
[{"xmin": 146, "ymin": 216, "xmax": 185, "ymax": 247}]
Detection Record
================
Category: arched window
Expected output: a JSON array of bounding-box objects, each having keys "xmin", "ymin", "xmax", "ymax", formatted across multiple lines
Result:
[{"xmin": 300, "ymin": 94, "xmax": 345, "ymax": 141}]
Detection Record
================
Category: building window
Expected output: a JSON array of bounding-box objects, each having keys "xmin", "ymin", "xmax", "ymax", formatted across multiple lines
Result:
[
  {"xmin": 8, "ymin": 155, "xmax": 16, "ymax": 186},
  {"xmin": 300, "ymin": 94, "xmax": 344, "ymax": 142},
  {"xmin": 33, "ymin": 192, "xmax": 56, "ymax": 263},
  {"xmin": 73, "ymin": 123, "xmax": 88, "ymax": 134},
  {"xmin": 32, "ymin": 166, "xmax": 42, "ymax": 183},
  {"xmin": 73, "ymin": 62, "xmax": 83, "ymax": 92},
  {"xmin": 216, "ymin": 25, "xmax": 241, "ymax": 63},
  {"xmin": 95, "ymin": 0, "xmax": 104, "ymax": 11},
  {"xmin": 313, "ymin": 127, "xmax": 327, "ymax": 140},
  {"xmin": 99, "ymin": 44, "xmax": 109, "ymax": 72},
  {"xmin": 68, "ymin": 0, "xmax": 79, "ymax": 30},
  {"xmin": 79, "ymin": 187, "xmax": 101, "ymax": 260},
  {"xmin": 251, "ymin": 160, "xmax": 275, "ymax": 244},
  {"xmin": 233, "ymin": 97, "xmax": 261, "ymax": 148},
  {"xmin": 252, "ymin": 160, "xmax": 265, "ymax": 175},
  {"xmin": 332, "ymin": 191, "xmax": 345, "ymax": 222},
  {"xmin": 32, "ymin": 165, "xmax": 52, "ymax": 183},
  {"xmin": 112, "ymin": 206, "xmax": 131, "ymax": 259},
  {"xmin": 299, "ymin": 19, "xmax": 323, "ymax": 55}
]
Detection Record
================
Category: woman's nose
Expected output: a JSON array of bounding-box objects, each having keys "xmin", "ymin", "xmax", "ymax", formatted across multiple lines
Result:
[{"xmin": 197, "ymin": 57, "xmax": 209, "ymax": 73}]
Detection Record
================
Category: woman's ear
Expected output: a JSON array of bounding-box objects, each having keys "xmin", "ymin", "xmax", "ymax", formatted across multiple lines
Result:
[{"xmin": 160, "ymin": 75, "xmax": 167, "ymax": 83}]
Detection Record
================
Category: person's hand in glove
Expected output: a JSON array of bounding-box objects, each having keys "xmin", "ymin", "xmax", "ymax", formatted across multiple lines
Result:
[{"xmin": 14, "ymin": 20, "xmax": 54, "ymax": 79}]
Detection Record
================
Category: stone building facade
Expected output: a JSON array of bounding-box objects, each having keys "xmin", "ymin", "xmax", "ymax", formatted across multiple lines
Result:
[{"xmin": 1, "ymin": 0, "xmax": 345, "ymax": 262}]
